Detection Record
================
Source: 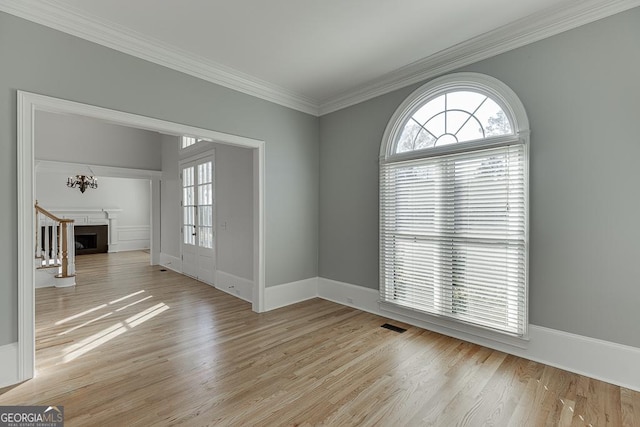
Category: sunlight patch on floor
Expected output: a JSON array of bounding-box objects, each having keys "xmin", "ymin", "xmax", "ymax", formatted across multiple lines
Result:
[
  {"xmin": 55, "ymin": 290, "xmax": 149, "ymax": 329},
  {"xmin": 62, "ymin": 302, "xmax": 170, "ymax": 363},
  {"xmin": 55, "ymin": 304, "xmax": 107, "ymax": 325},
  {"xmin": 63, "ymin": 322, "xmax": 127, "ymax": 362},
  {"xmin": 115, "ymin": 295, "xmax": 153, "ymax": 312},
  {"xmin": 126, "ymin": 303, "xmax": 170, "ymax": 328},
  {"xmin": 58, "ymin": 311, "xmax": 114, "ymax": 336},
  {"xmin": 109, "ymin": 290, "xmax": 146, "ymax": 305}
]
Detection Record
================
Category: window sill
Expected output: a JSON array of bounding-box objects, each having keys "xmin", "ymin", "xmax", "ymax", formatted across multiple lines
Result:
[{"xmin": 379, "ymin": 301, "xmax": 529, "ymax": 350}]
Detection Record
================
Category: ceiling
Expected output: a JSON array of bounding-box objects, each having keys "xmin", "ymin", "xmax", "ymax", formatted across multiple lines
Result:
[{"xmin": 1, "ymin": 0, "xmax": 637, "ymax": 114}]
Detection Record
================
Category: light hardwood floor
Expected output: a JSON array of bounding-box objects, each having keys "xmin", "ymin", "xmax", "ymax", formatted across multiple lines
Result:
[{"xmin": 1, "ymin": 251, "xmax": 638, "ymax": 426}]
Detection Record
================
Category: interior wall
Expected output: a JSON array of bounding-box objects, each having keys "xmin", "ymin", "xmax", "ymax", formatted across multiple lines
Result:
[
  {"xmin": 0, "ymin": 11, "xmax": 319, "ymax": 346},
  {"xmin": 36, "ymin": 172, "xmax": 151, "ymax": 252},
  {"xmin": 36, "ymin": 172, "xmax": 150, "ymax": 228},
  {"xmin": 160, "ymin": 135, "xmax": 181, "ymax": 259},
  {"xmin": 35, "ymin": 110, "xmax": 162, "ymax": 170},
  {"xmin": 319, "ymin": 7, "xmax": 640, "ymax": 348},
  {"xmin": 214, "ymin": 143, "xmax": 254, "ymax": 281}
]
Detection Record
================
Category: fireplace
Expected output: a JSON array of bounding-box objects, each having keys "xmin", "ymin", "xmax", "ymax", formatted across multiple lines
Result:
[{"xmin": 74, "ymin": 225, "xmax": 108, "ymax": 255}]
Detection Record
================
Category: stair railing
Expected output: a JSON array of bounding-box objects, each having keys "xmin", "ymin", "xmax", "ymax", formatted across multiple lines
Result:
[{"xmin": 35, "ymin": 202, "xmax": 75, "ymax": 278}]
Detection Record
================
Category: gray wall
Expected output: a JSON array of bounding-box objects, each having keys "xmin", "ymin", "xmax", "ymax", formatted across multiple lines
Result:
[
  {"xmin": 0, "ymin": 12, "xmax": 319, "ymax": 346},
  {"xmin": 215, "ymin": 143, "xmax": 254, "ymax": 281},
  {"xmin": 160, "ymin": 135, "xmax": 181, "ymax": 258},
  {"xmin": 35, "ymin": 111, "xmax": 162, "ymax": 170},
  {"xmin": 319, "ymin": 7, "xmax": 640, "ymax": 348}
]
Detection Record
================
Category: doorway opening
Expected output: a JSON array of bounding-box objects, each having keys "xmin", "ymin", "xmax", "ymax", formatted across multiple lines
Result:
[{"xmin": 17, "ymin": 91, "xmax": 266, "ymax": 383}]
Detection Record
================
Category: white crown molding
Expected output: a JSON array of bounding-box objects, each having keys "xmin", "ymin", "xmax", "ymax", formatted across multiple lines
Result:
[
  {"xmin": 318, "ymin": 0, "xmax": 640, "ymax": 115},
  {"xmin": 0, "ymin": 0, "xmax": 320, "ymax": 115},
  {"xmin": 2, "ymin": 0, "xmax": 638, "ymax": 117},
  {"xmin": 35, "ymin": 159, "xmax": 162, "ymax": 179}
]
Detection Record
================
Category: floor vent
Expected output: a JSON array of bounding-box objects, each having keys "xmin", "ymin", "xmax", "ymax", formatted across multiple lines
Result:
[{"xmin": 381, "ymin": 323, "xmax": 407, "ymax": 333}]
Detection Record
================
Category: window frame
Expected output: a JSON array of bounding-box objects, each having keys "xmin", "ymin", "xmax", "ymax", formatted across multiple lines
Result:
[
  {"xmin": 180, "ymin": 135, "xmax": 211, "ymax": 151},
  {"xmin": 379, "ymin": 72, "xmax": 530, "ymax": 344}
]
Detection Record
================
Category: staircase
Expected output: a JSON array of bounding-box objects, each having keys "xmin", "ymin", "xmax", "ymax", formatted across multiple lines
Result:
[{"xmin": 35, "ymin": 202, "xmax": 76, "ymax": 288}]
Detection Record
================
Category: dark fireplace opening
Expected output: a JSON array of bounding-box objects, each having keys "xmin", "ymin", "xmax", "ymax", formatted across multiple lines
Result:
[
  {"xmin": 74, "ymin": 225, "xmax": 108, "ymax": 255},
  {"xmin": 75, "ymin": 234, "xmax": 97, "ymax": 251}
]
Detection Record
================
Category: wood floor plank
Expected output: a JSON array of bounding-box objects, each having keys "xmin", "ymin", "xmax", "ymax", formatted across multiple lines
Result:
[
  {"xmin": 0, "ymin": 251, "xmax": 637, "ymax": 426},
  {"xmin": 621, "ymin": 387, "xmax": 640, "ymax": 427}
]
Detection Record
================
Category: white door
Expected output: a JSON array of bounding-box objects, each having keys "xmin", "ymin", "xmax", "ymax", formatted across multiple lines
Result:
[{"xmin": 181, "ymin": 156, "xmax": 215, "ymax": 283}]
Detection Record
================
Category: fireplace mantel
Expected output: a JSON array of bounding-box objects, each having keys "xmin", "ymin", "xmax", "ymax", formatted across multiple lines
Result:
[{"xmin": 49, "ymin": 208, "xmax": 123, "ymax": 252}]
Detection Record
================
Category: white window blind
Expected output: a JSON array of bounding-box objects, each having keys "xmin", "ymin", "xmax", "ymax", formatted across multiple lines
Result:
[{"xmin": 380, "ymin": 142, "xmax": 527, "ymax": 336}]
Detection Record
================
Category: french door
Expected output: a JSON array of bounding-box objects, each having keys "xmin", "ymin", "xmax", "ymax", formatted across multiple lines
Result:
[{"xmin": 181, "ymin": 155, "xmax": 215, "ymax": 283}]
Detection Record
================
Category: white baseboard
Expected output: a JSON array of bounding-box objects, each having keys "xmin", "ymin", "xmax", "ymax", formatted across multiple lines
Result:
[
  {"xmin": 317, "ymin": 277, "xmax": 640, "ymax": 392},
  {"xmin": 0, "ymin": 342, "xmax": 19, "ymax": 388},
  {"xmin": 318, "ymin": 277, "xmax": 380, "ymax": 313},
  {"xmin": 525, "ymin": 326, "xmax": 640, "ymax": 392},
  {"xmin": 159, "ymin": 253, "xmax": 182, "ymax": 273},
  {"xmin": 116, "ymin": 241, "xmax": 150, "ymax": 252},
  {"xmin": 35, "ymin": 267, "xmax": 57, "ymax": 288},
  {"xmin": 214, "ymin": 270, "xmax": 253, "ymax": 303},
  {"xmin": 264, "ymin": 277, "xmax": 318, "ymax": 311}
]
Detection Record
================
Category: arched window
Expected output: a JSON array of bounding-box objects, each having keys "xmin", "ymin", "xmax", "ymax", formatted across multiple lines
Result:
[{"xmin": 379, "ymin": 73, "xmax": 529, "ymax": 337}]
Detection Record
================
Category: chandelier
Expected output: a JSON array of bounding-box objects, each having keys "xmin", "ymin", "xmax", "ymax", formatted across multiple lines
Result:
[{"xmin": 67, "ymin": 175, "xmax": 98, "ymax": 193}]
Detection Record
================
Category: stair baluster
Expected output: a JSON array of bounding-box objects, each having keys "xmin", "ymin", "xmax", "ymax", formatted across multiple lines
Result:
[{"xmin": 35, "ymin": 203, "xmax": 76, "ymax": 287}]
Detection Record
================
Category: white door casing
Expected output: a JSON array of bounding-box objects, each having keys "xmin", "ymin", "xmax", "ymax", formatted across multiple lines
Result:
[{"xmin": 16, "ymin": 91, "xmax": 266, "ymax": 385}]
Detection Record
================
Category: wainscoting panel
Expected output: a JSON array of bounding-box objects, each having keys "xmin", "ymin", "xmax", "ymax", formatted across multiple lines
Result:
[{"xmin": 116, "ymin": 226, "xmax": 150, "ymax": 252}]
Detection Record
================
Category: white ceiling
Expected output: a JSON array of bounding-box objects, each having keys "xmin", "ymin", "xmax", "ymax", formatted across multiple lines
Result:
[
  {"xmin": 2, "ymin": 0, "xmax": 638, "ymax": 114},
  {"xmin": 46, "ymin": 0, "xmax": 565, "ymax": 102}
]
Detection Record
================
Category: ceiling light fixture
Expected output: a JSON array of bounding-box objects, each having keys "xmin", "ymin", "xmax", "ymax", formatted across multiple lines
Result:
[{"xmin": 67, "ymin": 175, "xmax": 98, "ymax": 193}]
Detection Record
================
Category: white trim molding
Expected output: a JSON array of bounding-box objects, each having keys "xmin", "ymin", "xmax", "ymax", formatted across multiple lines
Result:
[
  {"xmin": 0, "ymin": 0, "xmax": 318, "ymax": 116},
  {"xmin": 525, "ymin": 326, "xmax": 640, "ymax": 392},
  {"xmin": 0, "ymin": 342, "xmax": 19, "ymax": 388},
  {"xmin": 35, "ymin": 159, "xmax": 162, "ymax": 179},
  {"xmin": 16, "ymin": 91, "xmax": 266, "ymax": 386},
  {"xmin": 317, "ymin": 277, "xmax": 640, "ymax": 392},
  {"xmin": 159, "ymin": 253, "xmax": 182, "ymax": 274},
  {"xmin": 35, "ymin": 265, "xmax": 59, "ymax": 288},
  {"xmin": 1, "ymin": 0, "xmax": 638, "ymax": 116},
  {"xmin": 317, "ymin": 0, "xmax": 640, "ymax": 114},
  {"xmin": 263, "ymin": 278, "xmax": 319, "ymax": 311},
  {"xmin": 48, "ymin": 208, "xmax": 123, "ymax": 253},
  {"xmin": 214, "ymin": 271, "xmax": 254, "ymax": 303},
  {"xmin": 116, "ymin": 225, "xmax": 150, "ymax": 252}
]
